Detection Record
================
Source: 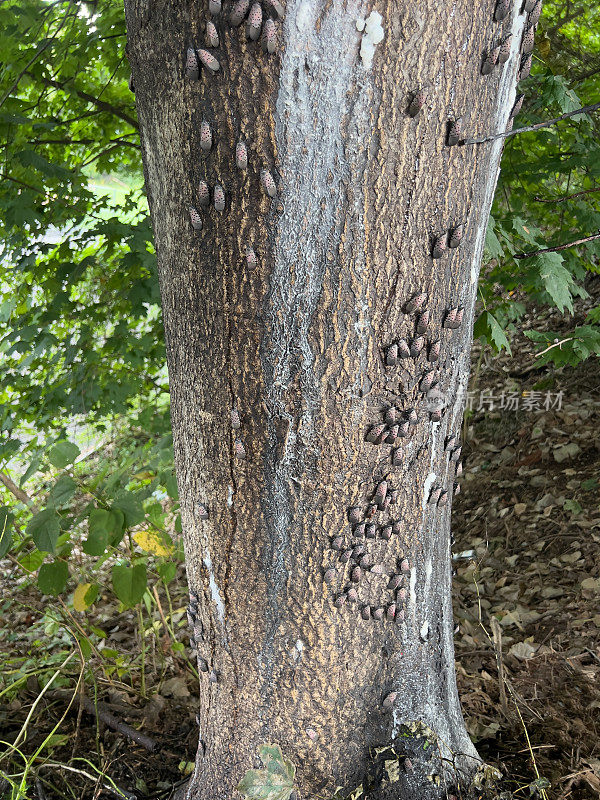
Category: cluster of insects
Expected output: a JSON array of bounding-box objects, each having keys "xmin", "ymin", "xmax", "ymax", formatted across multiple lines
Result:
[
  {"xmin": 187, "ymin": 589, "xmax": 218, "ymax": 682},
  {"xmin": 186, "ymin": 1, "xmax": 282, "ymax": 235},
  {"xmin": 324, "ymin": 480, "xmax": 413, "ymax": 622}
]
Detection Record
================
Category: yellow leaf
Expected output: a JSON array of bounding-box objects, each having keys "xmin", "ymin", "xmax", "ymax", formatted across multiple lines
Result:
[
  {"xmin": 73, "ymin": 583, "xmax": 92, "ymax": 612},
  {"xmin": 133, "ymin": 530, "xmax": 173, "ymax": 557}
]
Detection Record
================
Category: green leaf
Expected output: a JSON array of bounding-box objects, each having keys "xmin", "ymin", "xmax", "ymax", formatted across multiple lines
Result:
[
  {"xmin": 38, "ymin": 561, "xmax": 69, "ymax": 596},
  {"xmin": 473, "ymin": 312, "xmax": 512, "ymax": 355},
  {"xmin": 533, "ymin": 252, "xmax": 574, "ymax": 313},
  {"xmin": 484, "ymin": 218, "xmax": 504, "ymax": 260},
  {"xmin": 47, "ymin": 475, "xmax": 77, "ymax": 508},
  {"xmin": 158, "ymin": 562, "xmax": 177, "ymax": 584},
  {"xmin": 27, "ymin": 509, "xmax": 61, "ymax": 553},
  {"xmin": 83, "ymin": 508, "xmax": 112, "ymax": 556},
  {"xmin": 112, "ymin": 493, "xmax": 145, "ymax": 527},
  {"xmin": 48, "ymin": 440, "xmax": 81, "ymax": 469},
  {"xmin": 0, "ymin": 507, "xmax": 14, "ymax": 558},
  {"xmin": 111, "ymin": 563, "xmax": 147, "ymax": 607},
  {"xmin": 238, "ymin": 745, "xmax": 295, "ymax": 800}
]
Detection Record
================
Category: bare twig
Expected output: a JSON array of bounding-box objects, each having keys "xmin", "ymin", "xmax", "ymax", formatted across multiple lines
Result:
[
  {"xmin": 0, "ymin": 471, "xmax": 39, "ymax": 510},
  {"xmin": 80, "ymin": 696, "xmax": 157, "ymax": 752},
  {"xmin": 463, "ymin": 102, "xmax": 600, "ymax": 146},
  {"xmin": 533, "ymin": 186, "xmax": 600, "ymax": 204},
  {"xmin": 490, "ymin": 617, "xmax": 509, "ymax": 719},
  {"xmin": 534, "ymin": 337, "xmax": 576, "ymax": 357},
  {"xmin": 513, "ymin": 231, "xmax": 600, "ymax": 258}
]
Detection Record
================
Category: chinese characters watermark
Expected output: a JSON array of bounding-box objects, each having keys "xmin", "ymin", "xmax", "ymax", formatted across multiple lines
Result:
[{"xmin": 466, "ymin": 390, "xmax": 564, "ymax": 413}]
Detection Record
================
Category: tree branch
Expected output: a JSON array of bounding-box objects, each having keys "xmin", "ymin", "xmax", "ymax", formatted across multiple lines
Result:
[
  {"xmin": 533, "ymin": 186, "xmax": 600, "ymax": 204},
  {"xmin": 0, "ymin": 471, "xmax": 39, "ymax": 511},
  {"xmin": 463, "ymin": 102, "xmax": 600, "ymax": 146},
  {"xmin": 34, "ymin": 75, "xmax": 138, "ymax": 130},
  {"xmin": 513, "ymin": 231, "xmax": 600, "ymax": 259}
]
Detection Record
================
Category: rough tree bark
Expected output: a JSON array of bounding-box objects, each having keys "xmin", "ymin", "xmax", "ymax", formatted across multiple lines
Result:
[{"xmin": 123, "ymin": 1, "xmax": 531, "ymax": 798}]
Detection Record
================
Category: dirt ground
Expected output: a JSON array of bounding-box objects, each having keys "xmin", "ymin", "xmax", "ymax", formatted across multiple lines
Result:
[{"xmin": 1, "ymin": 290, "xmax": 599, "ymax": 800}]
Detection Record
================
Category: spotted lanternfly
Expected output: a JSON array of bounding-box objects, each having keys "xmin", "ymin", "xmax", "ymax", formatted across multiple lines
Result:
[
  {"xmin": 416, "ymin": 310, "xmax": 430, "ymax": 334},
  {"xmin": 246, "ymin": 3, "xmax": 262, "ymax": 40},
  {"xmin": 405, "ymin": 293, "xmax": 427, "ymax": 314},
  {"xmin": 454, "ymin": 307, "xmax": 464, "ymax": 328},
  {"xmin": 235, "ymin": 140, "xmax": 248, "ymax": 170},
  {"xmin": 529, "ymin": 0, "xmax": 542, "ymax": 26},
  {"xmin": 521, "ymin": 25, "xmax": 535, "ymax": 53},
  {"xmin": 407, "ymin": 408, "xmax": 418, "ymax": 426},
  {"xmin": 392, "ymin": 449, "xmax": 402, "ymax": 467},
  {"xmin": 381, "ymin": 525, "xmax": 392, "ymax": 540},
  {"xmin": 186, "ymin": 47, "xmax": 199, "ymax": 79},
  {"xmin": 209, "ymin": 670, "xmax": 218, "ymax": 683},
  {"xmin": 443, "ymin": 308, "xmax": 457, "ymax": 328},
  {"xmin": 384, "ymin": 406, "xmax": 398, "ymax": 425},
  {"xmin": 430, "ymin": 409, "xmax": 442, "ymax": 422},
  {"xmin": 498, "ymin": 34, "xmax": 512, "ymax": 63},
  {"xmin": 494, "ymin": 0, "xmax": 510, "ymax": 21},
  {"xmin": 451, "ymin": 445, "xmax": 462, "ymax": 462},
  {"xmin": 189, "ymin": 634, "xmax": 196, "ymax": 651},
  {"xmin": 397, "ymin": 587, "xmax": 407, "ymax": 602},
  {"xmin": 446, "ymin": 434, "xmax": 457, "ymax": 450},
  {"xmin": 438, "ymin": 490, "xmax": 448, "ymax": 507},
  {"xmin": 352, "ymin": 544, "xmax": 366, "ymax": 559},
  {"xmin": 454, "ymin": 482, "xmax": 461, "ymax": 495},
  {"xmin": 340, "ymin": 548, "xmax": 353, "ymax": 563},
  {"xmin": 197, "ymin": 657, "xmax": 209, "ymax": 672},
  {"xmin": 198, "ymin": 503, "xmax": 209, "ymax": 520},
  {"xmin": 407, "ymin": 89, "xmax": 425, "ymax": 118},
  {"xmin": 429, "ymin": 486, "xmax": 442, "ymax": 504},
  {"xmin": 481, "ymin": 46, "xmax": 500, "ymax": 75},
  {"xmin": 365, "ymin": 524, "xmax": 376, "ymax": 539},
  {"xmin": 361, "ymin": 606, "xmax": 371, "ymax": 620},
  {"xmin": 206, "ymin": 21, "xmax": 219, "ymax": 47},
  {"xmin": 359, "ymin": 555, "xmax": 372, "ymax": 570},
  {"xmin": 410, "ymin": 336, "xmax": 425, "ymax": 358},
  {"xmin": 234, "ymin": 438, "xmax": 246, "ymax": 459},
  {"xmin": 324, "ymin": 568, "xmax": 335, "ymax": 584},
  {"xmin": 385, "ymin": 425, "xmax": 399, "ymax": 444},
  {"xmin": 230, "ymin": 0, "xmax": 250, "ymax": 26},
  {"xmin": 388, "ymin": 574, "xmax": 402, "ymax": 591},
  {"xmin": 262, "ymin": 18, "xmax": 277, "ymax": 53},
  {"xmin": 209, "ymin": 0, "xmax": 221, "ymax": 12},
  {"xmin": 392, "ymin": 521, "xmax": 402, "ymax": 536},
  {"xmin": 200, "ymin": 120, "xmax": 212, "ymax": 151},
  {"xmin": 373, "ymin": 607, "xmax": 384, "ymax": 620},
  {"xmin": 348, "ymin": 507, "xmax": 361, "ymax": 524},
  {"xmin": 428, "ymin": 339, "xmax": 441, "ymax": 362},
  {"xmin": 374, "ymin": 480, "xmax": 388, "ymax": 508},
  {"xmin": 448, "ymin": 223, "xmax": 464, "ymax": 249},
  {"xmin": 400, "ymin": 558, "xmax": 410, "ymax": 573},
  {"xmin": 198, "ymin": 48, "xmax": 220, "ymax": 73},
  {"xmin": 366, "ymin": 504, "xmax": 378, "ymax": 519},
  {"xmin": 447, "ymin": 118, "xmax": 462, "ymax": 147},
  {"xmin": 432, "ymin": 232, "xmax": 447, "ymax": 259},
  {"xmin": 214, "ymin": 184, "xmax": 225, "ymax": 212},
  {"xmin": 353, "ymin": 522, "xmax": 366, "ymax": 537},
  {"xmin": 351, "ymin": 566, "xmax": 362, "ymax": 583},
  {"xmin": 419, "ymin": 371, "xmax": 435, "ymax": 393},
  {"xmin": 398, "ymin": 339, "xmax": 411, "ymax": 358},
  {"xmin": 399, "ymin": 420, "xmax": 411, "ymax": 437},
  {"xmin": 266, "ymin": 0, "xmax": 285, "ymax": 18},
  {"xmin": 331, "ymin": 536, "xmax": 343, "ymax": 551},
  {"xmin": 243, "ymin": 246, "xmax": 257, "ymax": 271},
  {"xmin": 347, "ymin": 587, "xmax": 358, "ymax": 602},
  {"xmin": 261, "ymin": 169, "xmax": 277, "ymax": 198},
  {"xmin": 386, "ymin": 343, "xmax": 399, "ymax": 366},
  {"xmin": 334, "ymin": 594, "xmax": 346, "ymax": 608},
  {"xmin": 198, "ymin": 180, "xmax": 210, "ymax": 207},
  {"xmin": 371, "ymin": 564, "xmax": 385, "ymax": 575},
  {"xmin": 510, "ymin": 93, "xmax": 524, "ymax": 118},
  {"xmin": 189, "ymin": 206, "xmax": 203, "ymax": 231},
  {"xmin": 386, "ymin": 603, "xmax": 396, "ymax": 621},
  {"xmin": 523, "ymin": 0, "xmax": 535, "ymax": 10},
  {"xmin": 366, "ymin": 424, "xmax": 386, "ymax": 444},
  {"xmin": 389, "ymin": 490, "xmax": 398, "ymax": 505},
  {"xmin": 404, "ymin": 758, "xmax": 414, "ymax": 772},
  {"xmin": 456, "ymin": 461, "xmax": 463, "ymax": 476},
  {"xmin": 519, "ymin": 52, "xmax": 533, "ymax": 80},
  {"xmin": 128, "ymin": 73, "xmax": 135, "ymax": 92}
]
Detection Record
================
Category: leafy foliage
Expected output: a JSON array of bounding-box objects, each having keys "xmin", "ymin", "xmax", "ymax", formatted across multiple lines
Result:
[
  {"xmin": 238, "ymin": 745, "xmax": 296, "ymax": 800},
  {"xmin": 478, "ymin": 0, "xmax": 600, "ymax": 359}
]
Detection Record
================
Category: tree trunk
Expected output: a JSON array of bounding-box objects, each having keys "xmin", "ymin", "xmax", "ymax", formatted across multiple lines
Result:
[{"xmin": 123, "ymin": 1, "xmax": 527, "ymax": 797}]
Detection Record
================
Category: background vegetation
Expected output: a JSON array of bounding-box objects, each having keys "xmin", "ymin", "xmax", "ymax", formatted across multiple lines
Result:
[{"xmin": 0, "ymin": 1, "xmax": 598, "ymax": 798}]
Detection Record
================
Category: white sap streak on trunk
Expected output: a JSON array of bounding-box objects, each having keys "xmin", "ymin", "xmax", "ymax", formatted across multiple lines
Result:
[
  {"xmin": 422, "ymin": 471, "xmax": 437, "ymax": 511},
  {"xmin": 259, "ymin": 0, "xmax": 363, "ymax": 677},
  {"xmin": 203, "ymin": 548, "xmax": 226, "ymax": 627},
  {"xmin": 469, "ymin": 8, "xmax": 524, "ymax": 286}
]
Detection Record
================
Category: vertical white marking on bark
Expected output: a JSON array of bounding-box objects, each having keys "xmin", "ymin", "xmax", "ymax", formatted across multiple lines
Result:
[
  {"xmin": 227, "ymin": 485, "xmax": 233, "ymax": 507},
  {"xmin": 470, "ymin": 10, "xmax": 523, "ymax": 285},
  {"xmin": 203, "ymin": 548, "xmax": 225, "ymax": 625},
  {"xmin": 409, "ymin": 566, "xmax": 417, "ymax": 607},
  {"xmin": 261, "ymin": 0, "xmax": 364, "ymax": 679},
  {"xmin": 420, "ymin": 620, "xmax": 430, "ymax": 641},
  {"xmin": 359, "ymin": 10, "xmax": 385, "ymax": 69},
  {"xmin": 422, "ymin": 472, "xmax": 436, "ymax": 511}
]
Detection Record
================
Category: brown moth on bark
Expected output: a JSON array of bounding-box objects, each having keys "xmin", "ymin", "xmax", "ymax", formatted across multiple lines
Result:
[{"xmin": 124, "ymin": 1, "xmax": 526, "ymax": 798}]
